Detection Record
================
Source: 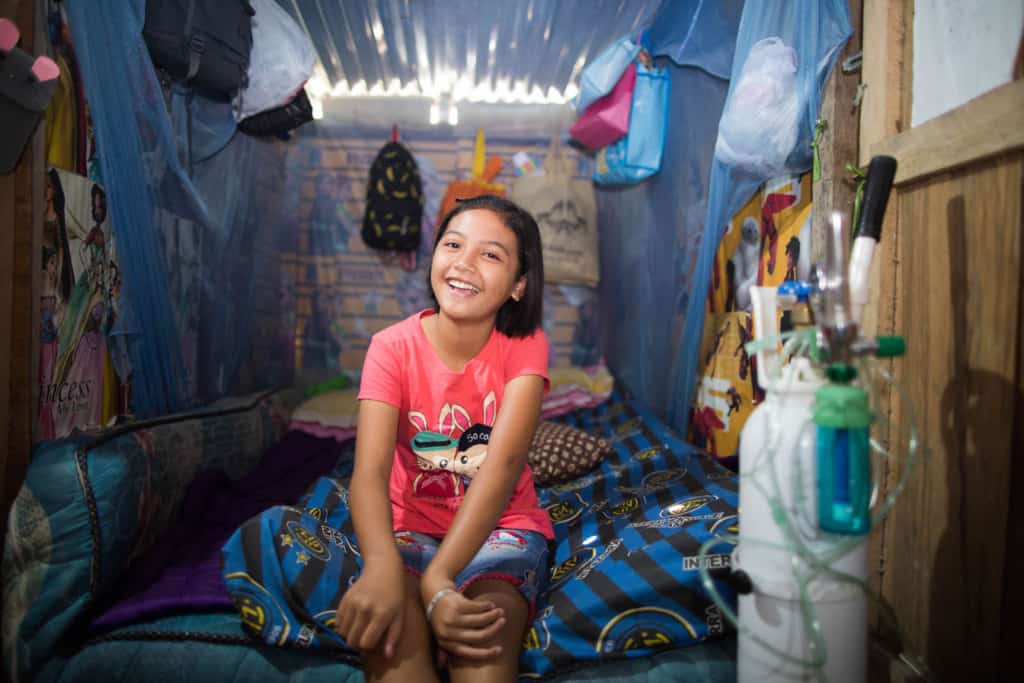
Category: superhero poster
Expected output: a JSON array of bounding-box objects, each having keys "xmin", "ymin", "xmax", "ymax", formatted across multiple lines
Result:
[{"xmin": 37, "ymin": 167, "xmax": 124, "ymax": 441}]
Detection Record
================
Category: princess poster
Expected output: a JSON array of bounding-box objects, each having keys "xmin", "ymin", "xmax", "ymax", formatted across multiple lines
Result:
[{"xmin": 37, "ymin": 167, "xmax": 123, "ymax": 440}]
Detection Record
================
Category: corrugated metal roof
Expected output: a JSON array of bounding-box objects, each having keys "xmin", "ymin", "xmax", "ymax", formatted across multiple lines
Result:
[{"xmin": 281, "ymin": 0, "xmax": 664, "ymax": 104}]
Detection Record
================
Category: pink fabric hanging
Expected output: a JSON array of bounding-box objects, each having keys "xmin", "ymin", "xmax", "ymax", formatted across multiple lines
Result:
[{"xmin": 569, "ymin": 61, "xmax": 637, "ymax": 150}]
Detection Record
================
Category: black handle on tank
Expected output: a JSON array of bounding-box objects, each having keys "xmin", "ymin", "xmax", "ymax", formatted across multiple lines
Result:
[
  {"xmin": 855, "ymin": 155, "xmax": 897, "ymax": 241},
  {"xmin": 708, "ymin": 567, "xmax": 754, "ymax": 595}
]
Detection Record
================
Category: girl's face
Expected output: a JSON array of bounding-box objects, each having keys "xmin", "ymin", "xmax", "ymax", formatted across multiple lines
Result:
[{"xmin": 431, "ymin": 209, "xmax": 525, "ymax": 324}]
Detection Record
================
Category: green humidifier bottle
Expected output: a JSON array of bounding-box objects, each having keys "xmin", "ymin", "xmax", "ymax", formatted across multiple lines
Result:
[{"xmin": 815, "ymin": 364, "xmax": 873, "ymax": 535}]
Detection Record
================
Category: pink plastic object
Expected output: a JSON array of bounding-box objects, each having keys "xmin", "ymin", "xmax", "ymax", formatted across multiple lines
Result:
[
  {"xmin": 31, "ymin": 55, "xmax": 58, "ymax": 82},
  {"xmin": 0, "ymin": 18, "xmax": 19, "ymax": 53},
  {"xmin": 569, "ymin": 61, "xmax": 637, "ymax": 150}
]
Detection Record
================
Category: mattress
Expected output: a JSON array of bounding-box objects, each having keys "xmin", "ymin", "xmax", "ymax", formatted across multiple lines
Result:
[{"xmin": 43, "ymin": 391, "xmax": 737, "ymax": 682}]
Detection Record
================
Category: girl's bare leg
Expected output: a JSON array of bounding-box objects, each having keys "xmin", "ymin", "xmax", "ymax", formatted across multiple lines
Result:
[
  {"xmin": 447, "ymin": 580, "xmax": 529, "ymax": 683},
  {"xmin": 363, "ymin": 573, "xmax": 439, "ymax": 683}
]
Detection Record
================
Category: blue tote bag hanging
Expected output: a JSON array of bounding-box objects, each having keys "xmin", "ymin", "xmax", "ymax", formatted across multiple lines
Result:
[
  {"xmin": 576, "ymin": 36, "xmax": 642, "ymax": 113},
  {"xmin": 592, "ymin": 58, "xmax": 670, "ymax": 185}
]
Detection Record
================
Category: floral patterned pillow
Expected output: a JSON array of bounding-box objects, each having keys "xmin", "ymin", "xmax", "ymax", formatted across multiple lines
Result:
[{"xmin": 528, "ymin": 421, "xmax": 611, "ymax": 487}]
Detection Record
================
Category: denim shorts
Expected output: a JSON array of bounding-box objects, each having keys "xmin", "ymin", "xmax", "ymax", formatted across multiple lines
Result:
[{"xmin": 394, "ymin": 528, "xmax": 550, "ymax": 617}]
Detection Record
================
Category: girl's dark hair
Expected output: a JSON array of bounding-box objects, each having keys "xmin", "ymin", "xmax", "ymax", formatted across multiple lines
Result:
[{"xmin": 427, "ymin": 195, "xmax": 544, "ymax": 338}]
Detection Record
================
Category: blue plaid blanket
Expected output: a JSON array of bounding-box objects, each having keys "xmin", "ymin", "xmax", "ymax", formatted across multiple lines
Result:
[{"xmin": 222, "ymin": 391, "xmax": 738, "ymax": 678}]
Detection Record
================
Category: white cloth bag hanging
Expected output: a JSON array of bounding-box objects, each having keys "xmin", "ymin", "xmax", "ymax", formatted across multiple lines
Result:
[
  {"xmin": 511, "ymin": 139, "xmax": 600, "ymax": 287},
  {"xmin": 234, "ymin": 0, "xmax": 316, "ymax": 121}
]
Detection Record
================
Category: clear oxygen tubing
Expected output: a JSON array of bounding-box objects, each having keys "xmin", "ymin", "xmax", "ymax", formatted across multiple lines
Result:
[{"xmin": 697, "ymin": 330, "xmax": 922, "ymax": 678}]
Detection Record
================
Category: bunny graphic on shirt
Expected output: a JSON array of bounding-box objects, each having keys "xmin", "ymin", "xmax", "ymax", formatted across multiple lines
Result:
[{"xmin": 409, "ymin": 391, "xmax": 497, "ymax": 499}]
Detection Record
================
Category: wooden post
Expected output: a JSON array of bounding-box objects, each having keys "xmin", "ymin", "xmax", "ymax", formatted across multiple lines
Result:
[
  {"xmin": 0, "ymin": 0, "xmax": 42, "ymax": 545},
  {"xmin": 811, "ymin": 0, "xmax": 863, "ymax": 266}
]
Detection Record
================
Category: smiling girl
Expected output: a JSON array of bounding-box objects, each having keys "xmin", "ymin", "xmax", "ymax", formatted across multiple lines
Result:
[{"xmin": 336, "ymin": 195, "xmax": 553, "ymax": 683}]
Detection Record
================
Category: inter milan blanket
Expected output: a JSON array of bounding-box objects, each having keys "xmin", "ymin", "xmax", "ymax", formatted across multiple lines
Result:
[{"xmin": 222, "ymin": 392, "xmax": 738, "ymax": 677}]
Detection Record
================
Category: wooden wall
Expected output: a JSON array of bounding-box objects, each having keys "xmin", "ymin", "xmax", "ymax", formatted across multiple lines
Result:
[
  {"xmin": 862, "ymin": 2, "xmax": 1023, "ymax": 680},
  {"xmin": 886, "ymin": 153, "xmax": 1021, "ymax": 682},
  {"xmin": 0, "ymin": 0, "xmax": 40, "ymax": 546}
]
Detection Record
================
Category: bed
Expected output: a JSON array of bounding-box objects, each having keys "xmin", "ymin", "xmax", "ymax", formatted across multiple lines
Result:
[{"xmin": 2, "ymin": 386, "xmax": 737, "ymax": 682}]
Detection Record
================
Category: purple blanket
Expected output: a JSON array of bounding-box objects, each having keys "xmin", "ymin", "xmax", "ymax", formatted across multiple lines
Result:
[{"xmin": 90, "ymin": 430, "xmax": 349, "ymax": 631}]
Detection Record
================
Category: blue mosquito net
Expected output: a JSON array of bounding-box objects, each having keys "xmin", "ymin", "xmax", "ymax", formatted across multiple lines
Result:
[
  {"xmin": 64, "ymin": 0, "xmax": 295, "ymax": 415},
  {"xmin": 62, "ymin": 0, "xmax": 850, "ymax": 432},
  {"xmin": 664, "ymin": 0, "xmax": 851, "ymax": 430},
  {"xmin": 591, "ymin": 0, "xmax": 742, "ymax": 429}
]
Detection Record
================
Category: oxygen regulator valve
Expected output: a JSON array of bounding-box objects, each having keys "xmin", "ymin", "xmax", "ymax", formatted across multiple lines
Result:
[{"xmin": 808, "ymin": 156, "xmax": 902, "ymax": 535}]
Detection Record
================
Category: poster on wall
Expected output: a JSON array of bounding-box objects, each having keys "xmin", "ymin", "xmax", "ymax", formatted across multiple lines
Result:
[{"xmin": 37, "ymin": 167, "xmax": 125, "ymax": 441}]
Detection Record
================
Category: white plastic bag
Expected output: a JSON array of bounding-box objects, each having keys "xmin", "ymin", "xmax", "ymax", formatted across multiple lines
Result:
[
  {"xmin": 715, "ymin": 37, "xmax": 800, "ymax": 177},
  {"xmin": 234, "ymin": 0, "xmax": 316, "ymax": 121}
]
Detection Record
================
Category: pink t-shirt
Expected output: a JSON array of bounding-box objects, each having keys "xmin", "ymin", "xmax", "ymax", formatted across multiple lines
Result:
[{"xmin": 358, "ymin": 310, "xmax": 555, "ymax": 540}]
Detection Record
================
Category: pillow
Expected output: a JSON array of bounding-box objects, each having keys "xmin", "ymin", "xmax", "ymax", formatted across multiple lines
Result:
[
  {"xmin": 288, "ymin": 419, "xmax": 356, "ymax": 443},
  {"xmin": 528, "ymin": 421, "xmax": 612, "ymax": 487},
  {"xmin": 289, "ymin": 389, "xmax": 358, "ymax": 442},
  {"xmin": 542, "ymin": 365, "xmax": 614, "ymax": 419}
]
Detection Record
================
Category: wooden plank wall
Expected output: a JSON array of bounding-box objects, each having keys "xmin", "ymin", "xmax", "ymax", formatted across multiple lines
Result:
[
  {"xmin": 1008, "ymin": 232, "xmax": 1024, "ymax": 681},
  {"xmin": 861, "ymin": 2, "xmax": 1023, "ymax": 680},
  {"xmin": 884, "ymin": 154, "xmax": 1021, "ymax": 682},
  {"xmin": 0, "ymin": 0, "xmax": 40, "ymax": 546}
]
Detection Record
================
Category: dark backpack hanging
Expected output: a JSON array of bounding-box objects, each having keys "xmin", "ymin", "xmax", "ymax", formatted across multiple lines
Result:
[
  {"xmin": 362, "ymin": 140, "xmax": 423, "ymax": 252},
  {"xmin": 143, "ymin": 0, "xmax": 255, "ymax": 101},
  {"xmin": 238, "ymin": 87, "xmax": 313, "ymax": 137}
]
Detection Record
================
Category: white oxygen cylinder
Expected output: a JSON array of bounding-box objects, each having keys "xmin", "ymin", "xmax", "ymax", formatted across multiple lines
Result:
[{"xmin": 735, "ymin": 286, "xmax": 868, "ymax": 683}]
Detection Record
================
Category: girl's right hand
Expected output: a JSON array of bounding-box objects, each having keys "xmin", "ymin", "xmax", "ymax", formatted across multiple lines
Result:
[{"xmin": 335, "ymin": 562, "xmax": 406, "ymax": 657}]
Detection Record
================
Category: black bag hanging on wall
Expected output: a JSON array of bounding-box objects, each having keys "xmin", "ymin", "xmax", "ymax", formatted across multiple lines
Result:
[
  {"xmin": 238, "ymin": 88, "xmax": 312, "ymax": 137},
  {"xmin": 143, "ymin": 0, "xmax": 255, "ymax": 100},
  {"xmin": 362, "ymin": 141, "xmax": 424, "ymax": 252}
]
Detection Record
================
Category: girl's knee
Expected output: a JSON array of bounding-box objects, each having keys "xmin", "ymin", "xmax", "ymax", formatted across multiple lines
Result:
[
  {"xmin": 402, "ymin": 571, "xmax": 421, "ymax": 596},
  {"xmin": 464, "ymin": 579, "xmax": 528, "ymax": 608},
  {"xmin": 362, "ymin": 573, "xmax": 437, "ymax": 683},
  {"xmin": 401, "ymin": 572, "xmax": 431, "ymax": 631},
  {"xmin": 463, "ymin": 579, "xmax": 530, "ymax": 640}
]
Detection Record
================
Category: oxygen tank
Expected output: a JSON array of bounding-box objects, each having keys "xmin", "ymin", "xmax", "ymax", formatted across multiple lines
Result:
[
  {"xmin": 730, "ymin": 158, "xmax": 900, "ymax": 682},
  {"xmin": 735, "ymin": 285, "xmax": 868, "ymax": 683}
]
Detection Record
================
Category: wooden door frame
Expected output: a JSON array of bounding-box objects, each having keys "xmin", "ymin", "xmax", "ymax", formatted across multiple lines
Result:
[{"xmin": 0, "ymin": 0, "xmax": 43, "ymax": 546}]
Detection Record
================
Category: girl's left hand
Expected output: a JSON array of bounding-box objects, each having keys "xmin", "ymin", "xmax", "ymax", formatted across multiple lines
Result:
[{"xmin": 428, "ymin": 589, "xmax": 507, "ymax": 660}]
